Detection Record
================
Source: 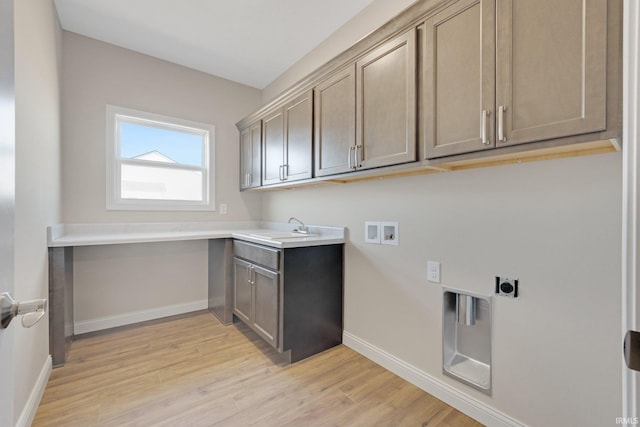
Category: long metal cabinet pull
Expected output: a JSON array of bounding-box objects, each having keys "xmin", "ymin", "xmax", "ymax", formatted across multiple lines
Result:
[
  {"xmin": 498, "ymin": 106, "xmax": 506, "ymax": 143},
  {"xmin": 355, "ymin": 145, "xmax": 363, "ymax": 168},
  {"xmin": 481, "ymin": 110, "xmax": 490, "ymax": 145},
  {"xmin": 348, "ymin": 146, "xmax": 353, "ymax": 169}
]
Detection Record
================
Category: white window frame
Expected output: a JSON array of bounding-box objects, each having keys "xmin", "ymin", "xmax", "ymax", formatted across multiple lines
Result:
[{"xmin": 106, "ymin": 105, "xmax": 215, "ymax": 211}]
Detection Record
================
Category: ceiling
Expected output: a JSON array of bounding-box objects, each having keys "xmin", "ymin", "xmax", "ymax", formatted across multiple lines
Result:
[{"xmin": 53, "ymin": 0, "xmax": 378, "ymax": 89}]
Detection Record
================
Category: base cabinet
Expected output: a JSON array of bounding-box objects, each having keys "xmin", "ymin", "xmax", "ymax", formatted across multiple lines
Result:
[
  {"xmin": 233, "ymin": 257, "xmax": 279, "ymax": 348},
  {"xmin": 232, "ymin": 240, "xmax": 343, "ymax": 363}
]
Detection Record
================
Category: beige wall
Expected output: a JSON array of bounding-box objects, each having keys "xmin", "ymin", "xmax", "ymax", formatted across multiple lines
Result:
[
  {"xmin": 61, "ymin": 33, "xmax": 263, "ymax": 327},
  {"xmin": 55, "ymin": 1, "xmax": 624, "ymax": 425},
  {"xmin": 61, "ymin": 31, "xmax": 262, "ymax": 224},
  {"xmin": 13, "ymin": 0, "xmax": 62, "ymax": 423},
  {"xmin": 259, "ymin": 0, "xmax": 623, "ymax": 425},
  {"xmin": 262, "ymin": 155, "xmax": 622, "ymax": 426},
  {"xmin": 262, "ymin": 0, "xmax": 416, "ymax": 103}
]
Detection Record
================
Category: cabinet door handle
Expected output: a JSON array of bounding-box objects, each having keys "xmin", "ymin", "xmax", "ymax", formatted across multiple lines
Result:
[
  {"xmin": 247, "ymin": 265, "xmax": 252, "ymax": 284},
  {"xmin": 498, "ymin": 105, "xmax": 507, "ymax": 143},
  {"xmin": 481, "ymin": 110, "xmax": 490, "ymax": 145},
  {"xmin": 278, "ymin": 165, "xmax": 283, "ymax": 181},
  {"xmin": 348, "ymin": 146, "xmax": 353, "ymax": 169},
  {"xmin": 249, "ymin": 265, "xmax": 255, "ymax": 285},
  {"xmin": 248, "ymin": 173, "xmax": 252, "ymax": 186},
  {"xmin": 355, "ymin": 145, "xmax": 363, "ymax": 168},
  {"xmin": 283, "ymin": 164, "xmax": 288, "ymax": 181}
]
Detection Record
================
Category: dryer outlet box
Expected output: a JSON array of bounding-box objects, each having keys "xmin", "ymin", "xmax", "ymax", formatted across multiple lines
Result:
[{"xmin": 495, "ymin": 277, "xmax": 518, "ymax": 298}]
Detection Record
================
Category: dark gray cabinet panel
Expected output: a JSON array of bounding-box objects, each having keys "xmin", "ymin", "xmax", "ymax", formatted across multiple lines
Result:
[
  {"xmin": 284, "ymin": 91, "xmax": 313, "ymax": 181},
  {"xmin": 314, "ymin": 66, "xmax": 356, "ymax": 177},
  {"xmin": 356, "ymin": 28, "xmax": 417, "ymax": 169},
  {"xmin": 282, "ymin": 245, "xmax": 343, "ymax": 362},
  {"xmin": 208, "ymin": 239, "xmax": 233, "ymax": 325},
  {"xmin": 261, "ymin": 91, "xmax": 313, "ymax": 185},
  {"xmin": 423, "ymin": 0, "xmax": 495, "ymax": 158},
  {"xmin": 262, "ymin": 109, "xmax": 285, "ymax": 185},
  {"xmin": 239, "ymin": 121, "xmax": 261, "ymax": 190},
  {"xmin": 232, "ymin": 256, "xmax": 280, "ymax": 348},
  {"xmin": 496, "ymin": 0, "xmax": 607, "ymax": 146},
  {"xmin": 233, "ymin": 257, "xmax": 253, "ymax": 325},
  {"xmin": 49, "ymin": 247, "xmax": 74, "ymax": 367},
  {"xmin": 424, "ymin": 0, "xmax": 610, "ymax": 159},
  {"xmin": 252, "ymin": 264, "xmax": 279, "ymax": 347}
]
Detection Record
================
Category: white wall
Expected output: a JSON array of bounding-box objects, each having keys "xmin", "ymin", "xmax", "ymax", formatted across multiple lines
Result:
[
  {"xmin": 13, "ymin": 0, "xmax": 62, "ymax": 423},
  {"xmin": 61, "ymin": 33, "xmax": 263, "ymax": 328},
  {"xmin": 259, "ymin": 0, "xmax": 623, "ymax": 425}
]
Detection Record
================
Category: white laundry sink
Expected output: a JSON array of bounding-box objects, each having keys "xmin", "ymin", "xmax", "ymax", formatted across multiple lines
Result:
[{"xmin": 249, "ymin": 231, "xmax": 317, "ymax": 240}]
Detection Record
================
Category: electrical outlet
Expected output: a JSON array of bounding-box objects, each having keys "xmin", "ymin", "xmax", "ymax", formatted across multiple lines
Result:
[
  {"xmin": 219, "ymin": 203, "xmax": 228, "ymax": 214},
  {"xmin": 427, "ymin": 261, "xmax": 440, "ymax": 283},
  {"xmin": 495, "ymin": 277, "xmax": 518, "ymax": 297}
]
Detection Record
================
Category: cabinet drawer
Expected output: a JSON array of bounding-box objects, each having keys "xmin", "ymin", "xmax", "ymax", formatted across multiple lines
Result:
[{"xmin": 233, "ymin": 240, "xmax": 280, "ymax": 270}]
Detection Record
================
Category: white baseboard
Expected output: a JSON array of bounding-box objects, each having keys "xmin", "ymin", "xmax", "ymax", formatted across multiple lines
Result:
[
  {"xmin": 342, "ymin": 331, "xmax": 526, "ymax": 427},
  {"xmin": 74, "ymin": 299, "xmax": 208, "ymax": 334},
  {"xmin": 15, "ymin": 355, "xmax": 51, "ymax": 427}
]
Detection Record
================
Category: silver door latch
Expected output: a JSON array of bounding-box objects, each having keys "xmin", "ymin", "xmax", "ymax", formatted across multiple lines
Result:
[
  {"xmin": 624, "ymin": 330, "xmax": 640, "ymax": 372},
  {"xmin": 0, "ymin": 292, "xmax": 47, "ymax": 329}
]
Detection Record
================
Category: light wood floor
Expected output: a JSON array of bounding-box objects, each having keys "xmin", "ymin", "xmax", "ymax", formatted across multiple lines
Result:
[{"xmin": 33, "ymin": 311, "xmax": 483, "ymax": 427}]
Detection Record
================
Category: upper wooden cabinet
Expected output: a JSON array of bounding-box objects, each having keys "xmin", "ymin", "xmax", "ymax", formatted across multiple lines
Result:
[
  {"xmin": 314, "ymin": 66, "xmax": 356, "ymax": 177},
  {"xmin": 262, "ymin": 91, "xmax": 313, "ymax": 185},
  {"xmin": 239, "ymin": 120, "xmax": 261, "ymax": 190},
  {"xmin": 237, "ymin": 0, "xmax": 620, "ymax": 188},
  {"xmin": 314, "ymin": 27, "xmax": 417, "ymax": 178},
  {"xmin": 356, "ymin": 28, "xmax": 417, "ymax": 169},
  {"xmin": 424, "ymin": 0, "xmax": 610, "ymax": 159}
]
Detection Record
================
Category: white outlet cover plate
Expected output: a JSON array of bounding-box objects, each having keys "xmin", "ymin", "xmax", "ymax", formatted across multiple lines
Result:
[{"xmin": 427, "ymin": 260, "xmax": 441, "ymax": 283}]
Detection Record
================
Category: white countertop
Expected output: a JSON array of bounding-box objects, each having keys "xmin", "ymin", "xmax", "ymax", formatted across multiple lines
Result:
[{"xmin": 47, "ymin": 221, "xmax": 345, "ymax": 249}]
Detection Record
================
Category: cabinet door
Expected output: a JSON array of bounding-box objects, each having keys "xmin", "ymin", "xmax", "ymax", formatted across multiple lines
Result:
[
  {"xmin": 356, "ymin": 28, "xmax": 417, "ymax": 169},
  {"xmin": 233, "ymin": 258, "xmax": 253, "ymax": 324},
  {"xmin": 252, "ymin": 264, "xmax": 279, "ymax": 348},
  {"xmin": 239, "ymin": 121, "xmax": 261, "ymax": 190},
  {"xmin": 284, "ymin": 91, "xmax": 313, "ymax": 181},
  {"xmin": 262, "ymin": 108, "xmax": 285, "ymax": 185},
  {"xmin": 495, "ymin": 0, "xmax": 607, "ymax": 146},
  {"xmin": 423, "ymin": 0, "xmax": 496, "ymax": 159},
  {"xmin": 314, "ymin": 66, "xmax": 356, "ymax": 177}
]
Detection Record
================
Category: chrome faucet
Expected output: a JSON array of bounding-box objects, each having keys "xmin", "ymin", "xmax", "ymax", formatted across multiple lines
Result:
[{"xmin": 288, "ymin": 217, "xmax": 308, "ymax": 234}]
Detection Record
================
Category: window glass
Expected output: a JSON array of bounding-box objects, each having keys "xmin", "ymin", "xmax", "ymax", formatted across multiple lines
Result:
[
  {"xmin": 106, "ymin": 105, "xmax": 215, "ymax": 211},
  {"xmin": 120, "ymin": 122, "xmax": 204, "ymax": 167}
]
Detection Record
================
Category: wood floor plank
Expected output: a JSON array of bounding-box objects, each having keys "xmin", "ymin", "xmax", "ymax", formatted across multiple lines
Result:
[{"xmin": 33, "ymin": 311, "xmax": 484, "ymax": 427}]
